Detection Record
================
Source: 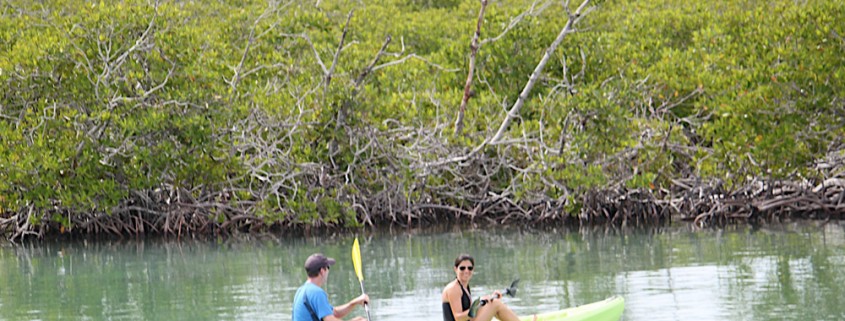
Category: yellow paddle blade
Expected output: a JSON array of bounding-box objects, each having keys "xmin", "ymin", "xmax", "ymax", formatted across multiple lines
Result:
[{"xmin": 352, "ymin": 238, "xmax": 364, "ymax": 281}]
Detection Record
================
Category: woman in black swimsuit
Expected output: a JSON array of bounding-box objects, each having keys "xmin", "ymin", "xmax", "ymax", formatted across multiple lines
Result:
[{"xmin": 441, "ymin": 254, "xmax": 520, "ymax": 321}]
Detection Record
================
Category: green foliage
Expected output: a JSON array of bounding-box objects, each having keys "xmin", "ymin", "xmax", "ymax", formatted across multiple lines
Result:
[
  {"xmin": 0, "ymin": 0, "xmax": 242, "ymax": 220},
  {"xmin": 545, "ymin": 0, "xmax": 843, "ymax": 188},
  {"xmin": 1, "ymin": 0, "xmax": 842, "ymax": 230}
]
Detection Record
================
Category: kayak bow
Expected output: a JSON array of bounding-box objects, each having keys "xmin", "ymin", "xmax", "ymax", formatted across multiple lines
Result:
[{"xmin": 500, "ymin": 297, "xmax": 625, "ymax": 321}]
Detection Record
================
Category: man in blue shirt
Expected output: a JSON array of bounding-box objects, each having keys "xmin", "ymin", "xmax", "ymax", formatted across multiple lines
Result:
[{"xmin": 292, "ymin": 253, "xmax": 369, "ymax": 321}]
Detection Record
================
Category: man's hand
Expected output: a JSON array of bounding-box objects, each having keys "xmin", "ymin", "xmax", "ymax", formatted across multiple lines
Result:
[{"xmin": 355, "ymin": 293, "xmax": 370, "ymax": 306}]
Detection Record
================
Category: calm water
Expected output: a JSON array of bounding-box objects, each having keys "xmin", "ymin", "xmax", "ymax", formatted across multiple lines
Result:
[{"xmin": 2, "ymin": 223, "xmax": 845, "ymax": 321}]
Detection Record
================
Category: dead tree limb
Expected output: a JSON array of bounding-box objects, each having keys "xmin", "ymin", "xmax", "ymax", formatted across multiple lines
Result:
[
  {"xmin": 228, "ymin": 2, "xmax": 280, "ymax": 91},
  {"xmin": 454, "ymin": 0, "xmax": 488, "ymax": 136},
  {"xmin": 479, "ymin": 0, "xmax": 544, "ymax": 47},
  {"xmin": 331, "ymin": 35, "xmax": 392, "ymax": 161},
  {"xmin": 325, "ymin": 10, "xmax": 354, "ymax": 96},
  {"xmin": 279, "ymin": 32, "xmax": 329, "ymax": 75},
  {"xmin": 490, "ymin": 0, "xmax": 592, "ymax": 144},
  {"xmin": 354, "ymin": 35, "xmax": 392, "ymax": 90},
  {"xmin": 456, "ymin": 0, "xmax": 545, "ymax": 135}
]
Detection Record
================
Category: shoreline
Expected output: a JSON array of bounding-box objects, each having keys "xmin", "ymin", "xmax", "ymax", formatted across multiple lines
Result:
[{"xmin": 3, "ymin": 176, "xmax": 842, "ymax": 243}]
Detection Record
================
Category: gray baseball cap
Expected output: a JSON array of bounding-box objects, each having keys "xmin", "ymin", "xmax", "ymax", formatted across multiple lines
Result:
[{"xmin": 304, "ymin": 253, "xmax": 336, "ymax": 272}]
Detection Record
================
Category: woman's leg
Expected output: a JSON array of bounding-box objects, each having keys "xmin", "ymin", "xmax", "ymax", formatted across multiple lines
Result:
[{"xmin": 472, "ymin": 299, "xmax": 520, "ymax": 321}]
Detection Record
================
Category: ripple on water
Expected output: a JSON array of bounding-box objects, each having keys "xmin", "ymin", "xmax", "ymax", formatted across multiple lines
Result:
[{"xmin": 619, "ymin": 265, "xmax": 732, "ymax": 321}]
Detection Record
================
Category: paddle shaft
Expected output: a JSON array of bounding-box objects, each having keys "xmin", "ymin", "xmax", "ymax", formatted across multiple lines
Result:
[
  {"xmin": 480, "ymin": 279, "xmax": 519, "ymax": 306},
  {"xmin": 479, "ymin": 292, "xmax": 504, "ymax": 306},
  {"xmin": 358, "ymin": 280, "xmax": 371, "ymax": 320}
]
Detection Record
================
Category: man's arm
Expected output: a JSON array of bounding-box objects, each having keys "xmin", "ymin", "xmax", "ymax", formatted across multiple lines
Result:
[
  {"xmin": 331, "ymin": 294, "xmax": 368, "ymax": 319},
  {"xmin": 323, "ymin": 316, "xmax": 366, "ymax": 321}
]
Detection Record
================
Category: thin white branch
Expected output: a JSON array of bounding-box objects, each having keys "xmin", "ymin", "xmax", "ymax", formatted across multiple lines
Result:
[
  {"xmin": 371, "ymin": 54, "xmax": 459, "ymax": 73},
  {"xmin": 454, "ymin": 0, "xmax": 488, "ymax": 135},
  {"xmin": 480, "ymin": 0, "xmax": 544, "ymax": 46},
  {"xmin": 325, "ymin": 10, "xmax": 354, "ymax": 95},
  {"xmin": 229, "ymin": 2, "xmax": 289, "ymax": 90},
  {"xmin": 279, "ymin": 32, "xmax": 329, "ymax": 75},
  {"xmin": 489, "ymin": 0, "xmax": 592, "ymax": 144}
]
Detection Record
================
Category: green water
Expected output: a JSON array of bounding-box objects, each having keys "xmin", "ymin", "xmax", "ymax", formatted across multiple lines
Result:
[{"xmin": 2, "ymin": 223, "xmax": 844, "ymax": 321}]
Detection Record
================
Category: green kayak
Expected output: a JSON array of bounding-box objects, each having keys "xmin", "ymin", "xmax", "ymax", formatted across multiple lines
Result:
[{"xmin": 504, "ymin": 296, "xmax": 625, "ymax": 321}]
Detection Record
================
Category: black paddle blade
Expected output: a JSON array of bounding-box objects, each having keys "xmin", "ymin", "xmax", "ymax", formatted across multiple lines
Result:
[
  {"xmin": 504, "ymin": 279, "xmax": 520, "ymax": 297},
  {"xmin": 468, "ymin": 298, "xmax": 482, "ymax": 318}
]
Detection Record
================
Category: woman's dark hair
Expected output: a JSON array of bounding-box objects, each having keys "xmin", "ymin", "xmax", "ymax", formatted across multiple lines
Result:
[{"xmin": 454, "ymin": 254, "xmax": 474, "ymax": 267}]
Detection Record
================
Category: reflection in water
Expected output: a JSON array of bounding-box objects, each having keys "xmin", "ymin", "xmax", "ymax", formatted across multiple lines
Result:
[
  {"xmin": 621, "ymin": 266, "xmax": 730, "ymax": 320},
  {"xmin": 1, "ymin": 222, "xmax": 844, "ymax": 320}
]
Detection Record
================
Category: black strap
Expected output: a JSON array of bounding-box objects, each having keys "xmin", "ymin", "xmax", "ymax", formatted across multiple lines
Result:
[
  {"xmin": 304, "ymin": 294, "xmax": 320, "ymax": 321},
  {"xmin": 456, "ymin": 279, "xmax": 471, "ymax": 297}
]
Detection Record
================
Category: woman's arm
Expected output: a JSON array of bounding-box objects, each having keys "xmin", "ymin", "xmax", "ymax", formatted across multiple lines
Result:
[{"xmin": 446, "ymin": 285, "xmax": 471, "ymax": 321}]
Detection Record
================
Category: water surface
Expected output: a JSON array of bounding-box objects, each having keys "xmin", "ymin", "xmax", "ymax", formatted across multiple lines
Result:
[{"xmin": 2, "ymin": 223, "xmax": 844, "ymax": 320}]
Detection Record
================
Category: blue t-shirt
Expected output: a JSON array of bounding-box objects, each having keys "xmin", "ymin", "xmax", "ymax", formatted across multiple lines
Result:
[{"xmin": 292, "ymin": 281, "xmax": 334, "ymax": 321}]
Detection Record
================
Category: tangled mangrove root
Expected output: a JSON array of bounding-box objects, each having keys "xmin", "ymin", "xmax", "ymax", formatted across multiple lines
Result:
[
  {"xmin": 0, "ymin": 187, "xmax": 278, "ymax": 243},
  {"xmin": 3, "ymin": 178, "xmax": 844, "ymax": 243},
  {"xmin": 676, "ymin": 178, "xmax": 845, "ymax": 227},
  {"xmin": 2, "ymin": 113, "xmax": 843, "ymax": 242}
]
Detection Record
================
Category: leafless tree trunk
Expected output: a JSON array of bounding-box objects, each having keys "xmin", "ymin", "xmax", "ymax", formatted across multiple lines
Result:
[
  {"xmin": 325, "ymin": 10, "xmax": 354, "ymax": 97},
  {"xmin": 454, "ymin": 0, "xmax": 487, "ymax": 136},
  {"xmin": 455, "ymin": 0, "xmax": 545, "ymax": 136},
  {"xmin": 490, "ymin": 0, "xmax": 592, "ymax": 144}
]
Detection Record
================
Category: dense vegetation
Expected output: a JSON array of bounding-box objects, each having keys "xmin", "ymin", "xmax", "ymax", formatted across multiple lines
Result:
[{"xmin": 1, "ymin": 0, "xmax": 843, "ymax": 241}]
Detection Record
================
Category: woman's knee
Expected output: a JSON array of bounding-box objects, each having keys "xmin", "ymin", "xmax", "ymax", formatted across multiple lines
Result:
[
  {"xmin": 486, "ymin": 298, "xmax": 508, "ymax": 311},
  {"xmin": 478, "ymin": 299, "xmax": 510, "ymax": 317},
  {"xmin": 494, "ymin": 299, "xmax": 509, "ymax": 307}
]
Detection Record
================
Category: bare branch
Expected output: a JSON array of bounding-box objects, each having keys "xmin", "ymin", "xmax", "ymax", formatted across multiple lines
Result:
[
  {"xmin": 371, "ymin": 54, "xmax": 458, "ymax": 73},
  {"xmin": 279, "ymin": 32, "xmax": 329, "ymax": 75},
  {"xmin": 454, "ymin": 0, "xmax": 488, "ymax": 136},
  {"xmin": 325, "ymin": 10, "xmax": 354, "ymax": 96},
  {"xmin": 111, "ymin": 2, "xmax": 159, "ymax": 76},
  {"xmin": 490, "ymin": 0, "xmax": 592, "ymax": 144},
  {"xmin": 229, "ymin": 1, "xmax": 291, "ymax": 91},
  {"xmin": 831, "ymin": 28, "xmax": 845, "ymax": 50},
  {"xmin": 411, "ymin": 138, "xmax": 489, "ymax": 169},
  {"xmin": 455, "ymin": 0, "xmax": 547, "ymax": 136},
  {"xmin": 355, "ymin": 35, "xmax": 392, "ymax": 89},
  {"xmin": 479, "ymin": 0, "xmax": 545, "ymax": 46}
]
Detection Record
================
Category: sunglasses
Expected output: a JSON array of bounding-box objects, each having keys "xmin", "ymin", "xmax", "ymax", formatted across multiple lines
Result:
[{"xmin": 458, "ymin": 266, "xmax": 474, "ymax": 271}]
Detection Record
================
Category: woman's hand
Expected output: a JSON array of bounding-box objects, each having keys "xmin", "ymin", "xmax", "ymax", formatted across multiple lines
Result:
[
  {"xmin": 492, "ymin": 290, "xmax": 503, "ymax": 299},
  {"xmin": 483, "ymin": 290, "xmax": 503, "ymax": 302}
]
